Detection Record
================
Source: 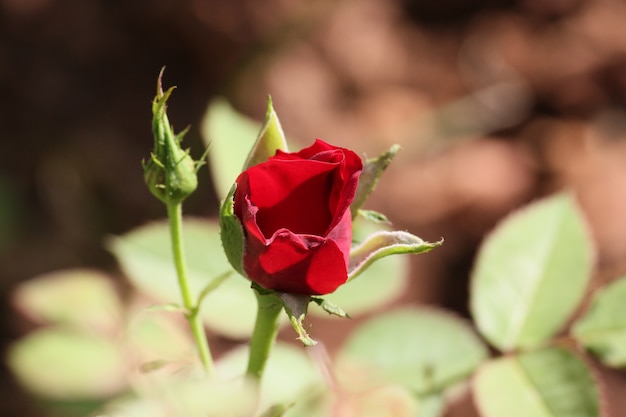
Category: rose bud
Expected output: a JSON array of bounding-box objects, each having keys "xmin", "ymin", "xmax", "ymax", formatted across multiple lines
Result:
[
  {"xmin": 144, "ymin": 69, "xmax": 199, "ymax": 205},
  {"xmin": 230, "ymin": 139, "xmax": 363, "ymax": 295}
]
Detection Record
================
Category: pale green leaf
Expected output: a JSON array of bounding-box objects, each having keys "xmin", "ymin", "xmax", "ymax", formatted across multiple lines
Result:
[
  {"xmin": 572, "ymin": 276, "xmax": 626, "ymax": 367},
  {"xmin": 201, "ymin": 98, "xmax": 262, "ymax": 199},
  {"xmin": 102, "ymin": 374, "xmax": 257, "ymax": 417},
  {"xmin": 417, "ymin": 394, "xmax": 446, "ymax": 417},
  {"xmin": 196, "ymin": 269, "xmax": 233, "ymax": 307},
  {"xmin": 470, "ymin": 192, "xmax": 594, "ymax": 351},
  {"xmin": 473, "ymin": 347, "xmax": 601, "ymax": 417},
  {"xmin": 8, "ymin": 327, "xmax": 126, "ymax": 399},
  {"xmin": 127, "ymin": 306, "xmax": 195, "ymax": 366},
  {"xmin": 217, "ymin": 342, "xmax": 325, "ymax": 413},
  {"xmin": 12, "ymin": 269, "xmax": 122, "ymax": 332},
  {"xmin": 107, "ymin": 218, "xmax": 259, "ymax": 339},
  {"xmin": 337, "ymin": 307, "xmax": 488, "ymax": 395},
  {"xmin": 158, "ymin": 377, "xmax": 257, "ymax": 417}
]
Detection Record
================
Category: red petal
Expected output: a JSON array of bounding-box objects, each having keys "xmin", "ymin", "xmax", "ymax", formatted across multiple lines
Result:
[
  {"xmin": 240, "ymin": 159, "xmax": 337, "ymax": 237},
  {"xmin": 245, "ymin": 230, "xmax": 348, "ymax": 295}
]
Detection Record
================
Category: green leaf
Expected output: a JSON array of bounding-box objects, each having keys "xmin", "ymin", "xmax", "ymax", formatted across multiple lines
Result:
[
  {"xmin": 572, "ymin": 276, "xmax": 626, "ymax": 368},
  {"xmin": 161, "ymin": 377, "xmax": 257, "ymax": 417},
  {"xmin": 470, "ymin": 192, "xmax": 594, "ymax": 352},
  {"xmin": 107, "ymin": 218, "xmax": 260, "ymax": 339},
  {"xmin": 337, "ymin": 307, "xmax": 488, "ymax": 395},
  {"xmin": 243, "ymin": 96, "xmax": 289, "ymax": 169},
  {"xmin": 8, "ymin": 327, "xmax": 126, "ymax": 399},
  {"xmin": 201, "ymin": 98, "xmax": 262, "ymax": 199},
  {"xmin": 417, "ymin": 394, "xmax": 446, "ymax": 417},
  {"xmin": 348, "ymin": 230, "xmax": 442, "ymax": 282},
  {"xmin": 350, "ymin": 144, "xmax": 400, "ymax": 218},
  {"xmin": 196, "ymin": 269, "xmax": 233, "ymax": 307},
  {"xmin": 12, "ymin": 269, "xmax": 122, "ymax": 332},
  {"xmin": 127, "ymin": 306, "xmax": 195, "ymax": 366},
  {"xmin": 217, "ymin": 342, "xmax": 325, "ymax": 412},
  {"xmin": 473, "ymin": 347, "xmax": 602, "ymax": 417},
  {"xmin": 102, "ymin": 374, "xmax": 258, "ymax": 417}
]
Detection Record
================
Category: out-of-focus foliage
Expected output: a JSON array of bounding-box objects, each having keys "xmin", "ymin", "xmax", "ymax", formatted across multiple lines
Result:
[
  {"xmin": 573, "ymin": 276, "xmax": 626, "ymax": 368},
  {"xmin": 338, "ymin": 307, "xmax": 488, "ymax": 395},
  {"xmin": 6, "ymin": 1, "xmax": 626, "ymax": 415},
  {"xmin": 7, "ymin": 192, "xmax": 606, "ymax": 417},
  {"xmin": 471, "ymin": 193, "xmax": 594, "ymax": 351},
  {"xmin": 473, "ymin": 347, "xmax": 601, "ymax": 417}
]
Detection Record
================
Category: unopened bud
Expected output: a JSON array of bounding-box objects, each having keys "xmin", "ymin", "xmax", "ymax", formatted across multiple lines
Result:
[{"xmin": 143, "ymin": 69, "xmax": 198, "ymax": 205}]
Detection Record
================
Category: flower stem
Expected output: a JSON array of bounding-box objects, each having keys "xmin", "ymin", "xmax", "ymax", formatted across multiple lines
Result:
[
  {"xmin": 246, "ymin": 290, "xmax": 282, "ymax": 380},
  {"xmin": 167, "ymin": 201, "xmax": 214, "ymax": 374}
]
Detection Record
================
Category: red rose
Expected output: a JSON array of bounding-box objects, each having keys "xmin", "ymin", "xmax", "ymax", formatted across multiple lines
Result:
[{"xmin": 233, "ymin": 139, "xmax": 363, "ymax": 295}]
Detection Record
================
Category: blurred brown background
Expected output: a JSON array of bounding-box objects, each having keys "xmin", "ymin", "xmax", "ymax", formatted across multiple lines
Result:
[{"xmin": 2, "ymin": 0, "xmax": 626, "ymax": 415}]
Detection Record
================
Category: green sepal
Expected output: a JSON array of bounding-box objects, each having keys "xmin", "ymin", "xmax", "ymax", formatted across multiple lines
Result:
[
  {"xmin": 348, "ymin": 231, "xmax": 443, "ymax": 282},
  {"xmin": 278, "ymin": 293, "xmax": 317, "ymax": 346},
  {"xmin": 242, "ymin": 96, "xmax": 288, "ymax": 170},
  {"xmin": 350, "ymin": 144, "xmax": 400, "ymax": 218},
  {"xmin": 219, "ymin": 185, "xmax": 246, "ymax": 277},
  {"xmin": 310, "ymin": 297, "xmax": 350, "ymax": 319}
]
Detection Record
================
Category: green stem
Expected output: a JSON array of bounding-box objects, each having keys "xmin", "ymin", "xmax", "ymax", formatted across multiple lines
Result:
[
  {"xmin": 246, "ymin": 290, "xmax": 282, "ymax": 380},
  {"xmin": 167, "ymin": 202, "xmax": 214, "ymax": 374}
]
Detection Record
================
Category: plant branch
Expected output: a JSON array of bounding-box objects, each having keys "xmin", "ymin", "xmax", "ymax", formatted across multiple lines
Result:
[{"xmin": 167, "ymin": 202, "xmax": 214, "ymax": 374}]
